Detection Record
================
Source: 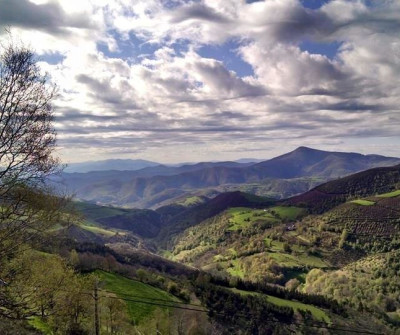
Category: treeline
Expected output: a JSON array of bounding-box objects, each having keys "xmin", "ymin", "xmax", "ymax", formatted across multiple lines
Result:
[
  {"xmin": 195, "ymin": 283, "xmax": 295, "ymax": 334},
  {"xmin": 208, "ymin": 275, "xmax": 346, "ymax": 317}
]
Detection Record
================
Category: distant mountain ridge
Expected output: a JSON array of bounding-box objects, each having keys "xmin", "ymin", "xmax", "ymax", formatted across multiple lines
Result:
[
  {"xmin": 58, "ymin": 147, "xmax": 400, "ymax": 208},
  {"xmin": 65, "ymin": 159, "xmax": 160, "ymax": 173}
]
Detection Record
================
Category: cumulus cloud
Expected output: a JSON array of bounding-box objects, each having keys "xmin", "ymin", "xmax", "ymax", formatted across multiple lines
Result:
[
  {"xmin": 0, "ymin": 0, "xmax": 91, "ymax": 33},
  {"xmin": 1, "ymin": 0, "xmax": 399, "ymax": 163}
]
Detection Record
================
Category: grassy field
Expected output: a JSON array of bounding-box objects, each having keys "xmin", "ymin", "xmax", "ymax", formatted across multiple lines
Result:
[
  {"xmin": 267, "ymin": 251, "xmax": 328, "ymax": 268},
  {"xmin": 227, "ymin": 207, "xmax": 279, "ymax": 231},
  {"xmin": 95, "ymin": 270, "xmax": 179, "ymax": 324},
  {"xmin": 268, "ymin": 206, "xmax": 306, "ymax": 220},
  {"xmin": 266, "ymin": 295, "xmax": 330, "ymax": 323},
  {"xmin": 264, "ymin": 238, "xmax": 304, "ymax": 253},
  {"xmin": 80, "ymin": 224, "xmax": 119, "ymax": 237},
  {"xmin": 231, "ymin": 288, "xmax": 330, "ymax": 323},
  {"xmin": 376, "ymin": 190, "xmax": 400, "ymax": 198},
  {"xmin": 177, "ymin": 196, "xmax": 205, "ymax": 207},
  {"xmin": 350, "ymin": 199, "xmax": 375, "ymax": 206}
]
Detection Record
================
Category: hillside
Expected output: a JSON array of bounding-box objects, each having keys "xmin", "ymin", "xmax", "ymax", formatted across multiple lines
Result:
[
  {"xmin": 74, "ymin": 202, "xmax": 162, "ymax": 238},
  {"xmin": 58, "ymin": 147, "xmax": 400, "ymax": 208},
  {"xmin": 156, "ymin": 166, "xmax": 400, "ymax": 330},
  {"xmin": 155, "ymin": 191, "xmax": 276, "ymax": 248},
  {"xmin": 286, "ymin": 164, "xmax": 400, "ymax": 213},
  {"xmin": 42, "ymin": 166, "xmax": 400, "ymax": 334}
]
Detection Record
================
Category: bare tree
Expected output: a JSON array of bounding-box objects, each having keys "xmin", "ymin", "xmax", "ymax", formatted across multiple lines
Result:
[
  {"xmin": 0, "ymin": 36, "xmax": 63, "ymax": 257},
  {"xmin": 0, "ymin": 37, "xmax": 59, "ymax": 191}
]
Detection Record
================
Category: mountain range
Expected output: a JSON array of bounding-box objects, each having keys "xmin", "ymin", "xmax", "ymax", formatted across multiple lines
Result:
[
  {"xmin": 64, "ymin": 159, "xmax": 160, "ymax": 173},
  {"xmin": 56, "ymin": 146, "xmax": 400, "ymax": 208}
]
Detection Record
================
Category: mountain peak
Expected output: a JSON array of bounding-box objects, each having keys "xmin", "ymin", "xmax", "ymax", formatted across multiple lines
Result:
[{"xmin": 294, "ymin": 146, "xmax": 317, "ymax": 152}]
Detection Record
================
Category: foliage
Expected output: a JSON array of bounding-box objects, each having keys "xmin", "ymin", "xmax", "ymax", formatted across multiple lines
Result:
[
  {"xmin": 303, "ymin": 250, "xmax": 400, "ymax": 321},
  {"xmin": 231, "ymin": 288, "xmax": 330, "ymax": 323},
  {"xmin": 196, "ymin": 283, "xmax": 295, "ymax": 334}
]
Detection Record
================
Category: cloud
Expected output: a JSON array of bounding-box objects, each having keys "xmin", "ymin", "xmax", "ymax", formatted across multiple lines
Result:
[
  {"xmin": 0, "ymin": 0, "xmax": 92, "ymax": 34},
  {"xmin": 2, "ymin": 0, "xmax": 399, "ymax": 163}
]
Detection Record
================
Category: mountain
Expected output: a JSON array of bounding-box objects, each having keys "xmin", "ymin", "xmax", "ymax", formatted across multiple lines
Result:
[
  {"xmin": 285, "ymin": 163, "xmax": 400, "ymax": 213},
  {"xmin": 64, "ymin": 159, "xmax": 160, "ymax": 173},
  {"xmin": 234, "ymin": 158, "xmax": 265, "ymax": 164},
  {"xmin": 248, "ymin": 146, "xmax": 400, "ymax": 179},
  {"xmin": 58, "ymin": 147, "xmax": 400, "ymax": 208}
]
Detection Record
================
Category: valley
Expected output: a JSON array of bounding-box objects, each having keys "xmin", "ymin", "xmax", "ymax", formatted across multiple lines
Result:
[
  {"xmin": 4, "ymin": 148, "xmax": 400, "ymax": 334},
  {"xmin": 45, "ymin": 151, "xmax": 400, "ymax": 334}
]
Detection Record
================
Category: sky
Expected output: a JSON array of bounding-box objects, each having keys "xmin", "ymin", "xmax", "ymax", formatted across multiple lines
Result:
[{"xmin": 1, "ymin": 0, "xmax": 400, "ymax": 164}]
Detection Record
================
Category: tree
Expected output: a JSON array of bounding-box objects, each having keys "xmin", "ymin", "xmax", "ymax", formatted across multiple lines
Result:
[
  {"xmin": 0, "ymin": 36, "xmax": 63, "ymax": 258},
  {"xmin": 0, "ymin": 36, "xmax": 58, "ymax": 191}
]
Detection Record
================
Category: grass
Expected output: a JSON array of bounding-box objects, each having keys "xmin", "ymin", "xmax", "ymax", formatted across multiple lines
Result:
[
  {"xmin": 264, "ymin": 238, "xmax": 326, "ymax": 268},
  {"xmin": 267, "ymin": 251, "xmax": 328, "ymax": 268},
  {"xmin": 95, "ymin": 270, "xmax": 179, "ymax": 324},
  {"xmin": 29, "ymin": 317, "xmax": 52, "ymax": 334},
  {"xmin": 265, "ymin": 238, "xmax": 304, "ymax": 253},
  {"xmin": 376, "ymin": 190, "xmax": 400, "ymax": 198},
  {"xmin": 268, "ymin": 206, "xmax": 307, "ymax": 220},
  {"xmin": 266, "ymin": 295, "xmax": 330, "ymax": 323},
  {"xmin": 227, "ymin": 207, "xmax": 279, "ymax": 231},
  {"xmin": 177, "ymin": 196, "xmax": 205, "ymax": 207},
  {"xmin": 350, "ymin": 199, "xmax": 375, "ymax": 206},
  {"xmin": 231, "ymin": 288, "xmax": 330, "ymax": 323},
  {"xmin": 80, "ymin": 224, "xmax": 118, "ymax": 237}
]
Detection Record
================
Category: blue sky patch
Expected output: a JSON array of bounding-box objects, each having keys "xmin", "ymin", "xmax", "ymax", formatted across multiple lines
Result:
[
  {"xmin": 198, "ymin": 40, "xmax": 254, "ymax": 78},
  {"xmin": 97, "ymin": 31, "xmax": 160, "ymax": 63},
  {"xmin": 40, "ymin": 52, "xmax": 65, "ymax": 65},
  {"xmin": 300, "ymin": 40, "xmax": 341, "ymax": 59},
  {"xmin": 300, "ymin": 0, "xmax": 330, "ymax": 10}
]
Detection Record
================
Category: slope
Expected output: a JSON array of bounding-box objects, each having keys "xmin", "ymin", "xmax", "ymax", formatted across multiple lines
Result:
[
  {"xmin": 286, "ymin": 163, "xmax": 400, "ymax": 213},
  {"xmin": 155, "ymin": 191, "xmax": 276, "ymax": 248},
  {"xmin": 75, "ymin": 201, "xmax": 163, "ymax": 238}
]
